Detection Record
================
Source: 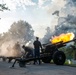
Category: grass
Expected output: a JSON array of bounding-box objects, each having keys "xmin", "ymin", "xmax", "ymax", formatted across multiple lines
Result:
[{"xmin": 64, "ymin": 59, "xmax": 76, "ymax": 67}]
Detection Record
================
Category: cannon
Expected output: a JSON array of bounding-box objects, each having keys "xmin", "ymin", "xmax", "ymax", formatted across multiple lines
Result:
[{"xmin": 11, "ymin": 38, "xmax": 76, "ymax": 67}]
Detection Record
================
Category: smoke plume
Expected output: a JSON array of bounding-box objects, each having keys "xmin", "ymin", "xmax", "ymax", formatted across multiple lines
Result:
[
  {"xmin": 54, "ymin": 0, "xmax": 76, "ymax": 35},
  {"xmin": 0, "ymin": 20, "xmax": 34, "ymax": 57},
  {"xmin": 0, "ymin": 41, "xmax": 23, "ymax": 57},
  {"xmin": 42, "ymin": 0, "xmax": 76, "ymax": 43}
]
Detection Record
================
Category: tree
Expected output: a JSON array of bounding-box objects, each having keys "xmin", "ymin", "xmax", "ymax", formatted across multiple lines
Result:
[
  {"xmin": 0, "ymin": 3, "xmax": 9, "ymax": 19},
  {"xmin": 0, "ymin": 20, "xmax": 34, "ymax": 57},
  {"xmin": 0, "ymin": 20, "xmax": 34, "ymax": 47},
  {"xmin": 8, "ymin": 20, "xmax": 34, "ymax": 44},
  {"xmin": 70, "ymin": 42, "xmax": 76, "ymax": 60},
  {"xmin": 0, "ymin": 4, "xmax": 9, "ymax": 11}
]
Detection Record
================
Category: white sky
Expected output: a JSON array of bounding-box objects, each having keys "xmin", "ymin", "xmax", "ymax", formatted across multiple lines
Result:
[{"xmin": 0, "ymin": 0, "xmax": 67, "ymax": 38}]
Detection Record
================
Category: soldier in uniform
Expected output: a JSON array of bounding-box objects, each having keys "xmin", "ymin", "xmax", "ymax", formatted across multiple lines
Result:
[
  {"xmin": 33, "ymin": 37, "xmax": 42, "ymax": 65},
  {"xmin": 22, "ymin": 45, "xmax": 33, "ymax": 58}
]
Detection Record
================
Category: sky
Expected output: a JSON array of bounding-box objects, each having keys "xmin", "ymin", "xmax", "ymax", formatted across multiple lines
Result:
[{"xmin": 0, "ymin": 0, "xmax": 67, "ymax": 38}]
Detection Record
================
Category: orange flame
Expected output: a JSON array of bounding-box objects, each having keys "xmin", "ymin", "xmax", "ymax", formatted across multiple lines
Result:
[{"xmin": 51, "ymin": 32, "xmax": 75, "ymax": 44}]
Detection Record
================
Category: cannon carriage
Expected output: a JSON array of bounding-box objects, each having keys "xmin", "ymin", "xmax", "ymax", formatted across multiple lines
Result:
[
  {"xmin": 41, "ymin": 42, "xmax": 66, "ymax": 65},
  {"xmin": 11, "ymin": 39, "xmax": 76, "ymax": 67},
  {"xmin": 10, "ymin": 38, "xmax": 76, "ymax": 68}
]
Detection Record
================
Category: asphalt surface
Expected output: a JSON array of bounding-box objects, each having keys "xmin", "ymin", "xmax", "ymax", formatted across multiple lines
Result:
[{"xmin": 0, "ymin": 61, "xmax": 76, "ymax": 75}]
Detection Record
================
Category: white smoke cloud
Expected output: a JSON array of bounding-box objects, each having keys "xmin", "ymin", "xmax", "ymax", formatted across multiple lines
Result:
[
  {"xmin": 66, "ymin": 15, "xmax": 76, "ymax": 24},
  {"xmin": 2, "ymin": 0, "xmax": 36, "ymax": 10},
  {"xmin": 38, "ymin": 0, "xmax": 48, "ymax": 7},
  {"xmin": 53, "ymin": 0, "xmax": 76, "ymax": 35},
  {"xmin": 0, "ymin": 20, "xmax": 34, "ymax": 57},
  {"xmin": 42, "ymin": 0, "xmax": 76, "ymax": 43},
  {"xmin": 48, "ymin": 0, "xmax": 67, "ymax": 14},
  {"xmin": 48, "ymin": 0, "xmax": 76, "ymax": 29},
  {"xmin": 37, "ymin": 0, "xmax": 51, "ymax": 9},
  {"xmin": 0, "ymin": 40, "xmax": 24, "ymax": 57}
]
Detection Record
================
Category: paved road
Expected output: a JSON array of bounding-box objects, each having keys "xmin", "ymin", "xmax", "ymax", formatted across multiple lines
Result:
[{"xmin": 0, "ymin": 61, "xmax": 76, "ymax": 75}]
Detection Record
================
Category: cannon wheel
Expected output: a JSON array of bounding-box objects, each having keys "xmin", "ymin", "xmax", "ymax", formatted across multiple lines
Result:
[
  {"xmin": 42, "ymin": 57, "xmax": 51, "ymax": 63},
  {"xmin": 53, "ymin": 51, "xmax": 66, "ymax": 65},
  {"xmin": 19, "ymin": 61, "xmax": 26, "ymax": 67}
]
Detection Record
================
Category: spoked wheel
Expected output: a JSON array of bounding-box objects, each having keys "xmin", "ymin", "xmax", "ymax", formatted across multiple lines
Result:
[{"xmin": 53, "ymin": 51, "xmax": 66, "ymax": 65}]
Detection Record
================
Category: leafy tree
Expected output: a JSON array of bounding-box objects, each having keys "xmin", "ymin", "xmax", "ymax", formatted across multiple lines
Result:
[
  {"xmin": 0, "ymin": 20, "xmax": 34, "ymax": 46},
  {"xmin": 8, "ymin": 20, "xmax": 34, "ymax": 44},
  {"xmin": 0, "ymin": 20, "xmax": 34, "ymax": 57},
  {"xmin": 70, "ymin": 42, "xmax": 76, "ymax": 60},
  {"xmin": 0, "ymin": 3, "xmax": 9, "ymax": 19},
  {"xmin": 0, "ymin": 4, "xmax": 9, "ymax": 11}
]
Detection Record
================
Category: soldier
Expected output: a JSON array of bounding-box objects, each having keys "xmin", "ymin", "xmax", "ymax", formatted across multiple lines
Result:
[
  {"xmin": 22, "ymin": 45, "xmax": 33, "ymax": 58},
  {"xmin": 33, "ymin": 37, "xmax": 42, "ymax": 65}
]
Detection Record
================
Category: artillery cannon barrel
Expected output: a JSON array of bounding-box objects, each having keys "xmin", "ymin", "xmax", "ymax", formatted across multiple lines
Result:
[
  {"xmin": 42, "ymin": 41, "xmax": 63, "ymax": 47},
  {"xmin": 42, "ymin": 38, "xmax": 76, "ymax": 49},
  {"xmin": 62, "ymin": 38, "xmax": 76, "ymax": 44}
]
